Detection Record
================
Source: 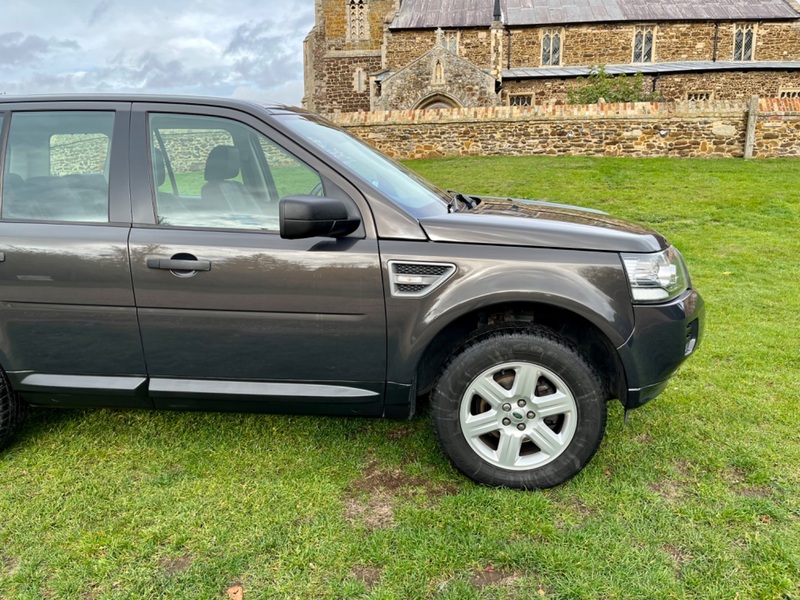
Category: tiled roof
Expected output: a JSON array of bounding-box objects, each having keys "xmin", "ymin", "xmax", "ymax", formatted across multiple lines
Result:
[{"xmin": 391, "ymin": 0, "xmax": 800, "ymax": 29}]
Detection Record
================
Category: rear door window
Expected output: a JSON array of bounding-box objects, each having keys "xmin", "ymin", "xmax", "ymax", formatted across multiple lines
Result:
[{"xmin": 2, "ymin": 111, "xmax": 114, "ymax": 222}]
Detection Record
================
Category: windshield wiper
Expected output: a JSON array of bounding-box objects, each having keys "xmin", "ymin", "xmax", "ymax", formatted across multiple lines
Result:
[{"xmin": 446, "ymin": 191, "xmax": 480, "ymax": 212}]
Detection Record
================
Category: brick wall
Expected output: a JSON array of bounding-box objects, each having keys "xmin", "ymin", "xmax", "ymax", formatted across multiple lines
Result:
[{"xmin": 329, "ymin": 97, "xmax": 800, "ymax": 160}]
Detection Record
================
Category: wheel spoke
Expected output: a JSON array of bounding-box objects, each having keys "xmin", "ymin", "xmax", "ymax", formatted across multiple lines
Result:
[
  {"xmin": 462, "ymin": 410, "xmax": 500, "ymax": 438},
  {"xmin": 511, "ymin": 363, "xmax": 540, "ymax": 399},
  {"xmin": 470, "ymin": 376, "xmax": 511, "ymax": 408},
  {"xmin": 528, "ymin": 422, "xmax": 563, "ymax": 456},
  {"xmin": 531, "ymin": 390, "xmax": 574, "ymax": 418},
  {"xmin": 496, "ymin": 431, "xmax": 523, "ymax": 467}
]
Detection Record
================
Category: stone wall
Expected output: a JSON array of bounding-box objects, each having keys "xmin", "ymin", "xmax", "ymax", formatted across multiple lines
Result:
[
  {"xmin": 50, "ymin": 135, "xmax": 109, "ymax": 176},
  {"xmin": 754, "ymin": 21, "xmax": 800, "ymax": 61},
  {"xmin": 501, "ymin": 70, "xmax": 800, "ymax": 105},
  {"xmin": 317, "ymin": 53, "xmax": 382, "ymax": 112},
  {"xmin": 459, "ymin": 28, "xmax": 493, "ymax": 69},
  {"xmin": 652, "ymin": 70, "xmax": 800, "ymax": 101},
  {"xmin": 754, "ymin": 98, "xmax": 800, "ymax": 157},
  {"xmin": 507, "ymin": 21, "xmax": 800, "ymax": 68},
  {"xmin": 385, "ymin": 30, "xmax": 436, "ymax": 70},
  {"xmin": 562, "ymin": 24, "xmax": 634, "ymax": 66},
  {"xmin": 656, "ymin": 22, "xmax": 717, "ymax": 62},
  {"xmin": 330, "ymin": 97, "xmax": 800, "ymax": 160}
]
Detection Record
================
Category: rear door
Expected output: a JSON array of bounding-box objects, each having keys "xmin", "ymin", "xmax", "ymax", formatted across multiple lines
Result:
[
  {"xmin": 0, "ymin": 101, "xmax": 148, "ymax": 406},
  {"xmin": 127, "ymin": 103, "xmax": 387, "ymax": 415}
]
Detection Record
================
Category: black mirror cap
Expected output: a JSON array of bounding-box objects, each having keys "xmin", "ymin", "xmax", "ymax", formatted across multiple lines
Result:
[{"xmin": 279, "ymin": 195, "xmax": 361, "ymax": 239}]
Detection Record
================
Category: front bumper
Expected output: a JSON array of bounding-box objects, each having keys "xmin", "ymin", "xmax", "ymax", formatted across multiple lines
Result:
[{"xmin": 617, "ymin": 288, "xmax": 705, "ymax": 409}]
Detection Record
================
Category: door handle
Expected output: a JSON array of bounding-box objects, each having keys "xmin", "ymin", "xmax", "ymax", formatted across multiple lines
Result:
[{"xmin": 146, "ymin": 258, "xmax": 211, "ymax": 271}]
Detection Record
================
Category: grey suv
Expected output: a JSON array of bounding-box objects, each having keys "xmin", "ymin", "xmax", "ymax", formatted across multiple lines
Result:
[{"xmin": 0, "ymin": 95, "xmax": 703, "ymax": 489}]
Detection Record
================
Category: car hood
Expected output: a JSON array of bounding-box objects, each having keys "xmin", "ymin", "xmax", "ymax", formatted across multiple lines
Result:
[{"xmin": 419, "ymin": 196, "xmax": 667, "ymax": 253}]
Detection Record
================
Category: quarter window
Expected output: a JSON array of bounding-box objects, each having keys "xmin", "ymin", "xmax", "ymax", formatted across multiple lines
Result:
[
  {"xmin": 2, "ymin": 111, "xmax": 114, "ymax": 222},
  {"xmin": 633, "ymin": 25, "xmax": 655, "ymax": 63},
  {"xmin": 734, "ymin": 23, "xmax": 755, "ymax": 61},
  {"xmin": 149, "ymin": 113, "xmax": 322, "ymax": 231},
  {"xmin": 542, "ymin": 29, "xmax": 562, "ymax": 66}
]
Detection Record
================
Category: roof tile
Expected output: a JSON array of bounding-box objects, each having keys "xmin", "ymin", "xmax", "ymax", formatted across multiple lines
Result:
[{"xmin": 391, "ymin": 0, "xmax": 800, "ymax": 28}]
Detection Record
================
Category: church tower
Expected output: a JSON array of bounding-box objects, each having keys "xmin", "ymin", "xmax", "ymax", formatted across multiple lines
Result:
[{"xmin": 303, "ymin": 0, "xmax": 398, "ymax": 112}]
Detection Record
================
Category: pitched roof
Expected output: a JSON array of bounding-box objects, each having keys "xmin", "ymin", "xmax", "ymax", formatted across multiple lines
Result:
[{"xmin": 391, "ymin": 0, "xmax": 800, "ymax": 29}]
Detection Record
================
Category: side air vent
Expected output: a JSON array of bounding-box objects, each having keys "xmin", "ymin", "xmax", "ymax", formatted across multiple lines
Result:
[{"xmin": 388, "ymin": 261, "xmax": 456, "ymax": 298}]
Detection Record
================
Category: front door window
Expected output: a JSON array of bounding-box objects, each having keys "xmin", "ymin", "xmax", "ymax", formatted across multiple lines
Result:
[{"xmin": 149, "ymin": 113, "xmax": 322, "ymax": 231}]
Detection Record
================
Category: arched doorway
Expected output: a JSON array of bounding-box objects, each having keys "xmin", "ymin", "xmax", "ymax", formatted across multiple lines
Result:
[{"xmin": 415, "ymin": 94, "xmax": 461, "ymax": 110}]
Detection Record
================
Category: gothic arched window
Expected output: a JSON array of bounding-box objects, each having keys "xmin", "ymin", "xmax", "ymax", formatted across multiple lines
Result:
[{"xmin": 347, "ymin": 0, "xmax": 368, "ymax": 41}]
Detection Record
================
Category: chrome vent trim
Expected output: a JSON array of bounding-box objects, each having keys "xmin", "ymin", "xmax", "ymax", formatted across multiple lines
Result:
[{"xmin": 388, "ymin": 260, "xmax": 456, "ymax": 298}]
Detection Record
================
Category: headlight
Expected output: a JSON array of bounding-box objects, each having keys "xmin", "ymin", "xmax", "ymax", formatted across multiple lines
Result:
[{"xmin": 622, "ymin": 247, "xmax": 690, "ymax": 303}]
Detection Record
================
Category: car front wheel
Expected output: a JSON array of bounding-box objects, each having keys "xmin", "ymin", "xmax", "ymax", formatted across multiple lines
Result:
[{"xmin": 431, "ymin": 327, "xmax": 607, "ymax": 489}]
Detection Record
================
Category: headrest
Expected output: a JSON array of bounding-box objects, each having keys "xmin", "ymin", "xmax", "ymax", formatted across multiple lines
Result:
[
  {"xmin": 4, "ymin": 172, "xmax": 24, "ymax": 189},
  {"xmin": 204, "ymin": 145, "xmax": 241, "ymax": 182}
]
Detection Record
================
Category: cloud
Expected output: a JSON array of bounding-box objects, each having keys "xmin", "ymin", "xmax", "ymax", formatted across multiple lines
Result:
[
  {"xmin": 0, "ymin": 32, "xmax": 80, "ymax": 68},
  {"xmin": 88, "ymin": 0, "xmax": 114, "ymax": 26},
  {"xmin": 0, "ymin": 0, "xmax": 316, "ymax": 104}
]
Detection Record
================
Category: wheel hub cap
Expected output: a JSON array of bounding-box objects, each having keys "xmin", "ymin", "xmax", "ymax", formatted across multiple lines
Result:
[{"xmin": 459, "ymin": 361, "xmax": 578, "ymax": 471}]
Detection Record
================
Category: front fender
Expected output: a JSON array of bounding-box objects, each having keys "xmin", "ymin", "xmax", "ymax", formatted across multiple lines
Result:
[{"xmin": 379, "ymin": 240, "xmax": 634, "ymax": 384}]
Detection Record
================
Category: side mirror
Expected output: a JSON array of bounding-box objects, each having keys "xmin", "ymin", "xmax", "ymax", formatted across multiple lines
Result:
[{"xmin": 279, "ymin": 195, "xmax": 361, "ymax": 240}]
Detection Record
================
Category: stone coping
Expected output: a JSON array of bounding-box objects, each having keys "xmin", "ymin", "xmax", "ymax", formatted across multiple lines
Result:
[{"xmin": 329, "ymin": 98, "xmax": 800, "ymax": 125}]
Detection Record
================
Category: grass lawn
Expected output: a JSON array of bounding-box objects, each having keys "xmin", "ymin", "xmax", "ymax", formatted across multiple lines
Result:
[{"xmin": 1, "ymin": 156, "xmax": 799, "ymax": 599}]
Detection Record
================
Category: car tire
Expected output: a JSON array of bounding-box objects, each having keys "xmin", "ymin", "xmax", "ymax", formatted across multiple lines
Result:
[
  {"xmin": 431, "ymin": 326, "xmax": 606, "ymax": 489},
  {"xmin": 0, "ymin": 370, "xmax": 26, "ymax": 451}
]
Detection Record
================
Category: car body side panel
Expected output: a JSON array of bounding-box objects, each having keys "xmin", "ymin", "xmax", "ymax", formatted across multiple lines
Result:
[
  {"xmin": 0, "ymin": 103, "xmax": 146, "ymax": 391},
  {"xmin": 378, "ymin": 240, "xmax": 634, "ymax": 386},
  {"xmin": 129, "ymin": 228, "xmax": 387, "ymax": 383}
]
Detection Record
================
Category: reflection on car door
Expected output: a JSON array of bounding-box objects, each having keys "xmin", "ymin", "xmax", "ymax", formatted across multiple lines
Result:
[
  {"xmin": 0, "ymin": 104, "xmax": 149, "ymax": 406},
  {"xmin": 127, "ymin": 105, "xmax": 387, "ymax": 415}
]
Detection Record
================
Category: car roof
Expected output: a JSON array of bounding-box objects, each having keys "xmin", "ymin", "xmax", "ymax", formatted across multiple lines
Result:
[{"xmin": 0, "ymin": 93, "xmax": 305, "ymax": 116}]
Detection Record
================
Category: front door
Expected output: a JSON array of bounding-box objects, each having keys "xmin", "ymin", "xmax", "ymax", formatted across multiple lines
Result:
[{"xmin": 127, "ymin": 106, "xmax": 387, "ymax": 415}]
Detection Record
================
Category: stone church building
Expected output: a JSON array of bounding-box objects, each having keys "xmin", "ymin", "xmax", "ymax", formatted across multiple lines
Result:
[{"xmin": 303, "ymin": 0, "xmax": 800, "ymax": 114}]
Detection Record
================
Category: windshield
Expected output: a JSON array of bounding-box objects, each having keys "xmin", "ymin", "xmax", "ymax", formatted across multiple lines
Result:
[{"xmin": 278, "ymin": 114, "xmax": 449, "ymax": 218}]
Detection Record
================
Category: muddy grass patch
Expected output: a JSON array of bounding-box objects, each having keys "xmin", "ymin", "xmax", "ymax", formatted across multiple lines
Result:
[
  {"xmin": 662, "ymin": 544, "xmax": 693, "ymax": 573},
  {"xmin": 1, "ymin": 554, "xmax": 19, "ymax": 576},
  {"xmin": 722, "ymin": 466, "xmax": 773, "ymax": 499},
  {"xmin": 343, "ymin": 459, "xmax": 459, "ymax": 529},
  {"xmin": 469, "ymin": 565, "xmax": 523, "ymax": 589},
  {"xmin": 159, "ymin": 552, "xmax": 194, "ymax": 575},
  {"xmin": 648, "ymin": 478, "xmax": 688, "ymax": 503},
  {"xmin": 351, "ymin": 565, "xmax": 382, "ymax": 589}
]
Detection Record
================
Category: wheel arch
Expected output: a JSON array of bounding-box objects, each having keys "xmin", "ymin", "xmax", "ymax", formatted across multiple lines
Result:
[{"xmin": 414, "ymin": 300, "xmax": 628, "ymax": 403}]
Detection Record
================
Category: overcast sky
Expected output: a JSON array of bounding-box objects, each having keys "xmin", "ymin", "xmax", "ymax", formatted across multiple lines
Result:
[{"xmin": 0, "ymin": 0, "xmax": 315, "ymax": 105}]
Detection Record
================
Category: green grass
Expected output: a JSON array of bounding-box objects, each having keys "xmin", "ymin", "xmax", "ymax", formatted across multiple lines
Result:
[{"xmin": 1, "ymin": 156, "xmax": 799, "ymax": 599}]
